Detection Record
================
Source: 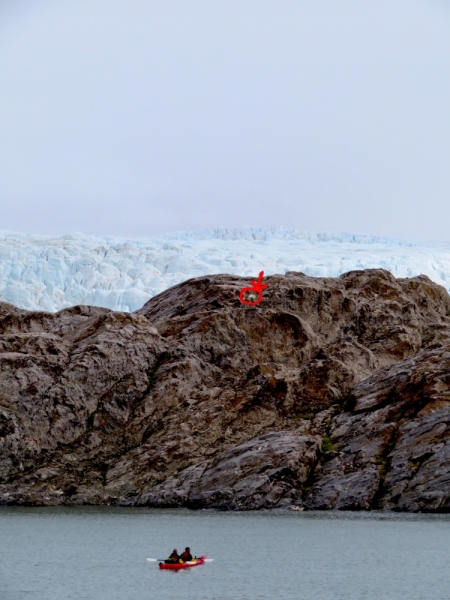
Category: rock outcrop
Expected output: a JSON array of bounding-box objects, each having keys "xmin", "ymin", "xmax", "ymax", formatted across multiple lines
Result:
[
  {"xmin": 304, "ymin": 345, "xmax": 450, "ymax": 511},
  {"xmin": 1, "ymin": 269, "xmax": 450, "ymax": 511},
  {"xmin": 132, "ymin": 430, "xmax": 322, "ymax": 510}
]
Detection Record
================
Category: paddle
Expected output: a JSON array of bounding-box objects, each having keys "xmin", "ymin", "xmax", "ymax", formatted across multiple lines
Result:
[
  {"xmin": 184, "ymin": 559, "xmax": 214, "ymax": 564},
  {"xmin": 146, "ymin": 557, "xmax": 214, "ymax": 563}
]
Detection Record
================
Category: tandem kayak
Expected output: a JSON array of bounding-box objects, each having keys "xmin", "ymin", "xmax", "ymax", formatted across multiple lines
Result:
[{"xmin": 159, "ymin": 556, "xmax": 206, "ymax": 570}]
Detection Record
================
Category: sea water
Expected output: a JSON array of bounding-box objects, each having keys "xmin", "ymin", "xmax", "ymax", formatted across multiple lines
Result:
[{"xmin": 1, "ymin": 507, "xmax": 449, "ymax": 600}]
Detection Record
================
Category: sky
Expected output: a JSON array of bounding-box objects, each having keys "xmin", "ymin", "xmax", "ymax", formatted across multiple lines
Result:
[{"xmin": 0, "ymin": 0, "xmax": 450, "ymax": 241}]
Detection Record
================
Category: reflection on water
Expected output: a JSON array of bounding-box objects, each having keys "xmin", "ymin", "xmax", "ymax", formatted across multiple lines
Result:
[{"xmin": 1, "ymin": 507, "xmax": 450, "ymax": 600}]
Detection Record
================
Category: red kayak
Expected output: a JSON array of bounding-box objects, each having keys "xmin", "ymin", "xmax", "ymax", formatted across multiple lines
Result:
[{"xmin": 159, "ymin": 556, "xmax": 206, "ymax": 570}]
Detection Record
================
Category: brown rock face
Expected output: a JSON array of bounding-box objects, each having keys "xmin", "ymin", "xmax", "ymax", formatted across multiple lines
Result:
[
  {"xmin": 304, "ymin": 346, "xmax": 450, "ymax": 512},
  {"xmin": 1, "ymin": 269, "xmax": 450, "ymax": 511},
  {"xmin": 132, "ymin": 430, "xmax": 322, "ymax": 510}
]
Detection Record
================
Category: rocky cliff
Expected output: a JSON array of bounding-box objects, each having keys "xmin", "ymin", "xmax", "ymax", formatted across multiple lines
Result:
[{"xmin": 1, "ymin": 269, "xmax": 450, "ymax": 511}]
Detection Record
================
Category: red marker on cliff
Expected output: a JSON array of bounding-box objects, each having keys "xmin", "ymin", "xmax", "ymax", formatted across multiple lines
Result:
[{"xmin": 239, "ymin": 271, "xmax": 268, "ymax": 306}]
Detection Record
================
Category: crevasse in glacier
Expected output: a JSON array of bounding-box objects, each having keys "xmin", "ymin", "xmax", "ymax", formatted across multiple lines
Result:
[{"xmin": 1, "ymin": 227, "xmax": 449, "ymax": 313}]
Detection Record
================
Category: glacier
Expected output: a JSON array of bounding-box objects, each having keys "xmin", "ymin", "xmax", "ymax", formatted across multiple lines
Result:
[{"xmin": 1, "ymin": 227, "xmax": 450, "ymax": 313}]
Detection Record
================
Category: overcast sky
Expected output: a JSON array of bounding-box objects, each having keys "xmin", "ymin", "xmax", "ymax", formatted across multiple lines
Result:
[{"xmin": 0, "ymin": 0, "xmax": 449, "ymax": 240}]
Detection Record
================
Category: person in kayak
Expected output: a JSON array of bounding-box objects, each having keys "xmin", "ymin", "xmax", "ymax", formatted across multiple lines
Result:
[
  {"xmin": 180, "ymin": 547, "xmax": 193, "ymax": 562},
  {"xmin": 165, "ymin": 549, "xmax": 181, "ymax": 564}
]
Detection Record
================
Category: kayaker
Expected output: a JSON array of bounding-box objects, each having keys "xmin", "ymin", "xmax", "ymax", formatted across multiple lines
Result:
[
  {"xmin": 165, "ymin": 549, "xmax": 180, "ymax": 564},
  {"xmin": 180, "ymin": 547, "xmax": 193, "ymax": 562}
]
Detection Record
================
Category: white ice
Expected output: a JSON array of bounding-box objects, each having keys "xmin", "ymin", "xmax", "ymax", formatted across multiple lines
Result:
[{"xmin": 1, "ymin": 227, "xmax": 450, "ymax": 313}]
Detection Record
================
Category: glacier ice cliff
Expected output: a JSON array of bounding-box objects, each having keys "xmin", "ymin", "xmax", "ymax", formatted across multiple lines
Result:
[{"xmin": 1, "ymin": 226, "xmax": 450, "ymax": 312}]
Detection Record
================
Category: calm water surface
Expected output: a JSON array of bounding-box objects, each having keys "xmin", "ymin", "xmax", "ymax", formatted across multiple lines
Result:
[{"xmin": 1, "ymin": 507, "xmax": 449, "ymax": 600}]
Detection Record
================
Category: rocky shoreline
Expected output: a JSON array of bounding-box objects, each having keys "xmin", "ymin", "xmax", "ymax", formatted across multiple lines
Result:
[{"xmin": 2, "ymin": 269, "xmax": 450, "ymax": 511}]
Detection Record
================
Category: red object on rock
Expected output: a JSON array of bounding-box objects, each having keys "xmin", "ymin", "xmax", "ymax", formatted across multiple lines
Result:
[{"xmin": 239, "ymin": 271, "xmax": 268, "ymax": 306}]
